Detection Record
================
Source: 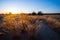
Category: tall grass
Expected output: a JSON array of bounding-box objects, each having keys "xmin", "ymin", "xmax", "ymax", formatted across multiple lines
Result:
[{"xmin": 0, "ymin": 14, "xmax": 60, "ymax": 40}]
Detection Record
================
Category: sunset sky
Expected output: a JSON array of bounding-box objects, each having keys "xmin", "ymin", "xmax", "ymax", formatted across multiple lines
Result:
[{"xmin": 0, "ymin": 0, "xmax": 60, "ymax": 13}]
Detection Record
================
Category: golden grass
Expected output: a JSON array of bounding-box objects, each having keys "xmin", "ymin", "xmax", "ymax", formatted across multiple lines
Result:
[{"xmin": 0, "ymin": 14, "xmax": 60, "ymax": 39}]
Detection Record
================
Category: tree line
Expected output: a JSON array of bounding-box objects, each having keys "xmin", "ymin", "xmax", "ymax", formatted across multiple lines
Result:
[
  {"xmin": 28, "ymin": 11, "xmax": 43, "ymax": 15},
  {"xmin": 8, "ymin": 11, "xmax": 43, "ymax": 15}
]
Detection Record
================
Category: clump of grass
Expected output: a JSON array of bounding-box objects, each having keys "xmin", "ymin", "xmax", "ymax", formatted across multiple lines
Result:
[
  {"xmin": 43, "ymin": 15, "xmax": 60, "ymax": 31},
  {"xmin": 0, "ymin": 14, "xmax": 42, "ymax": 40}
]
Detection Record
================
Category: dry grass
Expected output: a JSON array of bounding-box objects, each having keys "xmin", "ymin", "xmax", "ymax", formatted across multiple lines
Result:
[
  {"xmin": 0, "ymin": 14, "xmax": 42, "ymax": 40},
  {"xmin": 0, "ymin": 14, "xmax": 60, "ymax": 40}
]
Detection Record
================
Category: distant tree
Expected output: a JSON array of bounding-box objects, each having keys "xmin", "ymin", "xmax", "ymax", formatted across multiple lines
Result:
[
  {"xmin": 32, "ymin": 12, "xmax": 36, "ymax": 15},
  {"xmin": 20, "ymin": 13, "xmax": 25, "ymax": 15},
  {"xmin": 9, "ymin": 12, "xmax": 12, "ymax": 14},
  {"xmin": 37, "ymin": 11, "xmax": 43, "ymax": 15},
  {"xmin": 28, "ymin": 13, "xmax": 32, "ymax": 15}
]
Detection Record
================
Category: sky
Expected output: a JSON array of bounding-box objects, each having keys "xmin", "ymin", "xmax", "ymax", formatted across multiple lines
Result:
[{"xmin": 0, "ymin": 0, "xmax": 60, "ymax": 13}]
